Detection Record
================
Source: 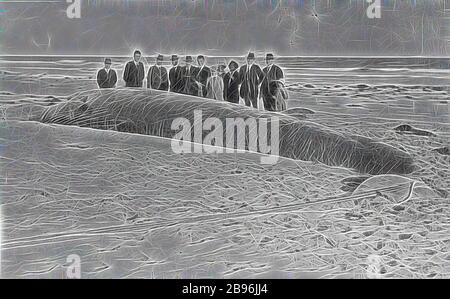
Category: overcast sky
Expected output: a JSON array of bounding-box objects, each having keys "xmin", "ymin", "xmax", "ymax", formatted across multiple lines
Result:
[{"xmin": 0, "ymin": 0, "xmax": 448, "ymax": 56}]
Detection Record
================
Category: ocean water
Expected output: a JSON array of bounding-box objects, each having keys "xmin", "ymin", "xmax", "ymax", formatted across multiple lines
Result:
[{"xmin": 1, "ymin": 55, "xmax": 449, "ymax": 89}]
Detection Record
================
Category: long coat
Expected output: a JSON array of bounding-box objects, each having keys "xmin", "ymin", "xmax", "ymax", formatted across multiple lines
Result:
[
  {"xmin": 206, "ymin": 75, "xmax": 224, "ymax": 101},
  {"xmin": 195, "ymin": 66, "xmax": 211, "ymax": 97},
  {"xmin": 223, "ymin": 70, "xmax": 240, "ymax": 104},
  {"xmin": 181, "ymin": 65, "xmax": 200, "ymax": 96},
  {"xmin": 96, "ymin": 68, "xmax": 117, "ymax": 89},
  {"xmin": 123, "ymin": 61, "xmax": 145, "ymax": 87},
  {"xmin": 260, "ymin": 64, "xmax": 284, "ymax": 111},
  {"xmin": 147, "ymin": 65, "xmax": 169, "ymax": 91},
  {"xmin": 239, "ymin": 64, "xmax": 264, "ymax": 107},
  {"xmin": 169, "ymin": 65, "xmax": 183, "ymax": 93}
]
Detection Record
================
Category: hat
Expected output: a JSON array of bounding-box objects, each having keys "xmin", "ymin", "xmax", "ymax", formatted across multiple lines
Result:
[
  {"xmin": 157, "ymin": 54, "xmax": 164, "ymax": 61},
  {"xmin": 247, "ymin": 52, "xmax": 255, "ymax": 59},
  {"xmin": 197, "ymin": 55, "xmax": 205, "ymax": 60},
  {"xmin": 229, "ymin": 60, "xmax": 239, "ymax": 68},
  {"xmin": 185, "ymin": 56, "xmax": 193, "ymax": 62},
  {"xmin": 266, "ymin": 53, "xmax": 274, "ymax": 60},
  {"xmin": 171, "ymin": 54, "xmax": 179, "ymax": 61},
  {"xmin": 104, "ymin": 58, "xmax": 112, "ymax": 64}
]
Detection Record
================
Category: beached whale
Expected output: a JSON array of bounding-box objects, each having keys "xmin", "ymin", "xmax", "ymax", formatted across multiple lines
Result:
[{"xmin": 39, "ymin": 88, "xmax": 415, "ymax": 174}]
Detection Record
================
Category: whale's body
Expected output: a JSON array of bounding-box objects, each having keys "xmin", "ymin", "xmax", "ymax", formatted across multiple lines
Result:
[{"xmin": 39, "ymin": 88, "xmax": 415, "ymax": 175}]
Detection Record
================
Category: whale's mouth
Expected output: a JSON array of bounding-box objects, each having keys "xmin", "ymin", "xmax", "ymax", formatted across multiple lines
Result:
[{"xmin": 39, "ymin": 88, "xmax": 415, "ymax": 175}]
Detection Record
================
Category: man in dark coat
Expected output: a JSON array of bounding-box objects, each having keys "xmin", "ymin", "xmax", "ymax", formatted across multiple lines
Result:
[
  {"xmin": 123, "ymin": 50, "xmax": 145, "ymax": 87},
  {"xmin": 239, "ymin": 52, "xmax": 264, "ymax": 108},
  {"xmin": 181, "ymin": 56, "xmax": 200, "ymax": 96},
  {"xmin": 147, "ymin": 54, "xmax": 169, "ymax": 91},
  {"xmin": 223, "ymin": 60, "xmax": 240, "ymax": 104},
  {"xmin": 260, "ymin": 53, "xmax": 285, "ymax": 111},
  {"xmin": 169, "ymin": 55, "xmax": 183, "ymax": 93},
  {"xmin": 194, "ymin": 55, "xmax": 211, "ymax": 97},
  {"xmin": 96, "ymin": 58, "xmax": 117, "ymax": 89}
]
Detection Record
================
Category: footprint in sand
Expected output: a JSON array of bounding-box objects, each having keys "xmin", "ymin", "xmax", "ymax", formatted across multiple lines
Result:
[
  {"xmin": 432, "ymin": 146, "xmax": 449, "ymax": 156},
  {"xmin": 394, "ymin": 124, "xmax": 436, "ymax": 137},
  {"xmin": 284, "ymin": 107, "xmax": 315, "ymax": 119}
]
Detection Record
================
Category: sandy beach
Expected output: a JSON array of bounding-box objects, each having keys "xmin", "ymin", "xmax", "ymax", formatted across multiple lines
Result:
[{"xmin": 0, "ymin": 55, "xmax": 449, "ymax": 278}]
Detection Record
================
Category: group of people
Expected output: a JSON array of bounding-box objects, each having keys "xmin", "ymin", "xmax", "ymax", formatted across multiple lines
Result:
[{"xmin": 96, "ymin": 50, "xmax": 287, "ymax": 111}]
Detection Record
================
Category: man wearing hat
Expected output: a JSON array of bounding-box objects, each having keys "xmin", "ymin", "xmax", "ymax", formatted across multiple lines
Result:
[
  {"xmin": 123, "ymin": 50, "xmax": 145, "ymax": 88},
  {"xmin": 182, "ymin": 55, "xmax": 200, "ymax": 96},
  {"xmin": 206, "ymin": 65, "xmax": 224, "ymax": 101},
  {"xmin": 260, "ymin": 53, "xmax": 285, "ymax": 111},
  {"xmin": 169, "ymin": 55, "xmax": 183, "ymax": 93},
  {"xmin": 223, "ymin": 60, "xmax": 240, "ymax": 104},
  {"xmin": 147, "ymin": 54, "xmax": 169, "ymax": 91},
  {"xmin": 96, "ymin": 58, "xmax": 117, "ymax": 89},
  {"xmin": 239, "ymin": 52, "xmax": 264, "ymax": 108},
  {"xmin": 195, "ymin": 55, "xmax": 211, "ymax": 98}
]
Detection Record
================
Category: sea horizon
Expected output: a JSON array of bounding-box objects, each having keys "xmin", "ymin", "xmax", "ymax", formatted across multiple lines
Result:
[{"xmin": 0, "ymin": 54, "xmax": 449, "ymax": 59}]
